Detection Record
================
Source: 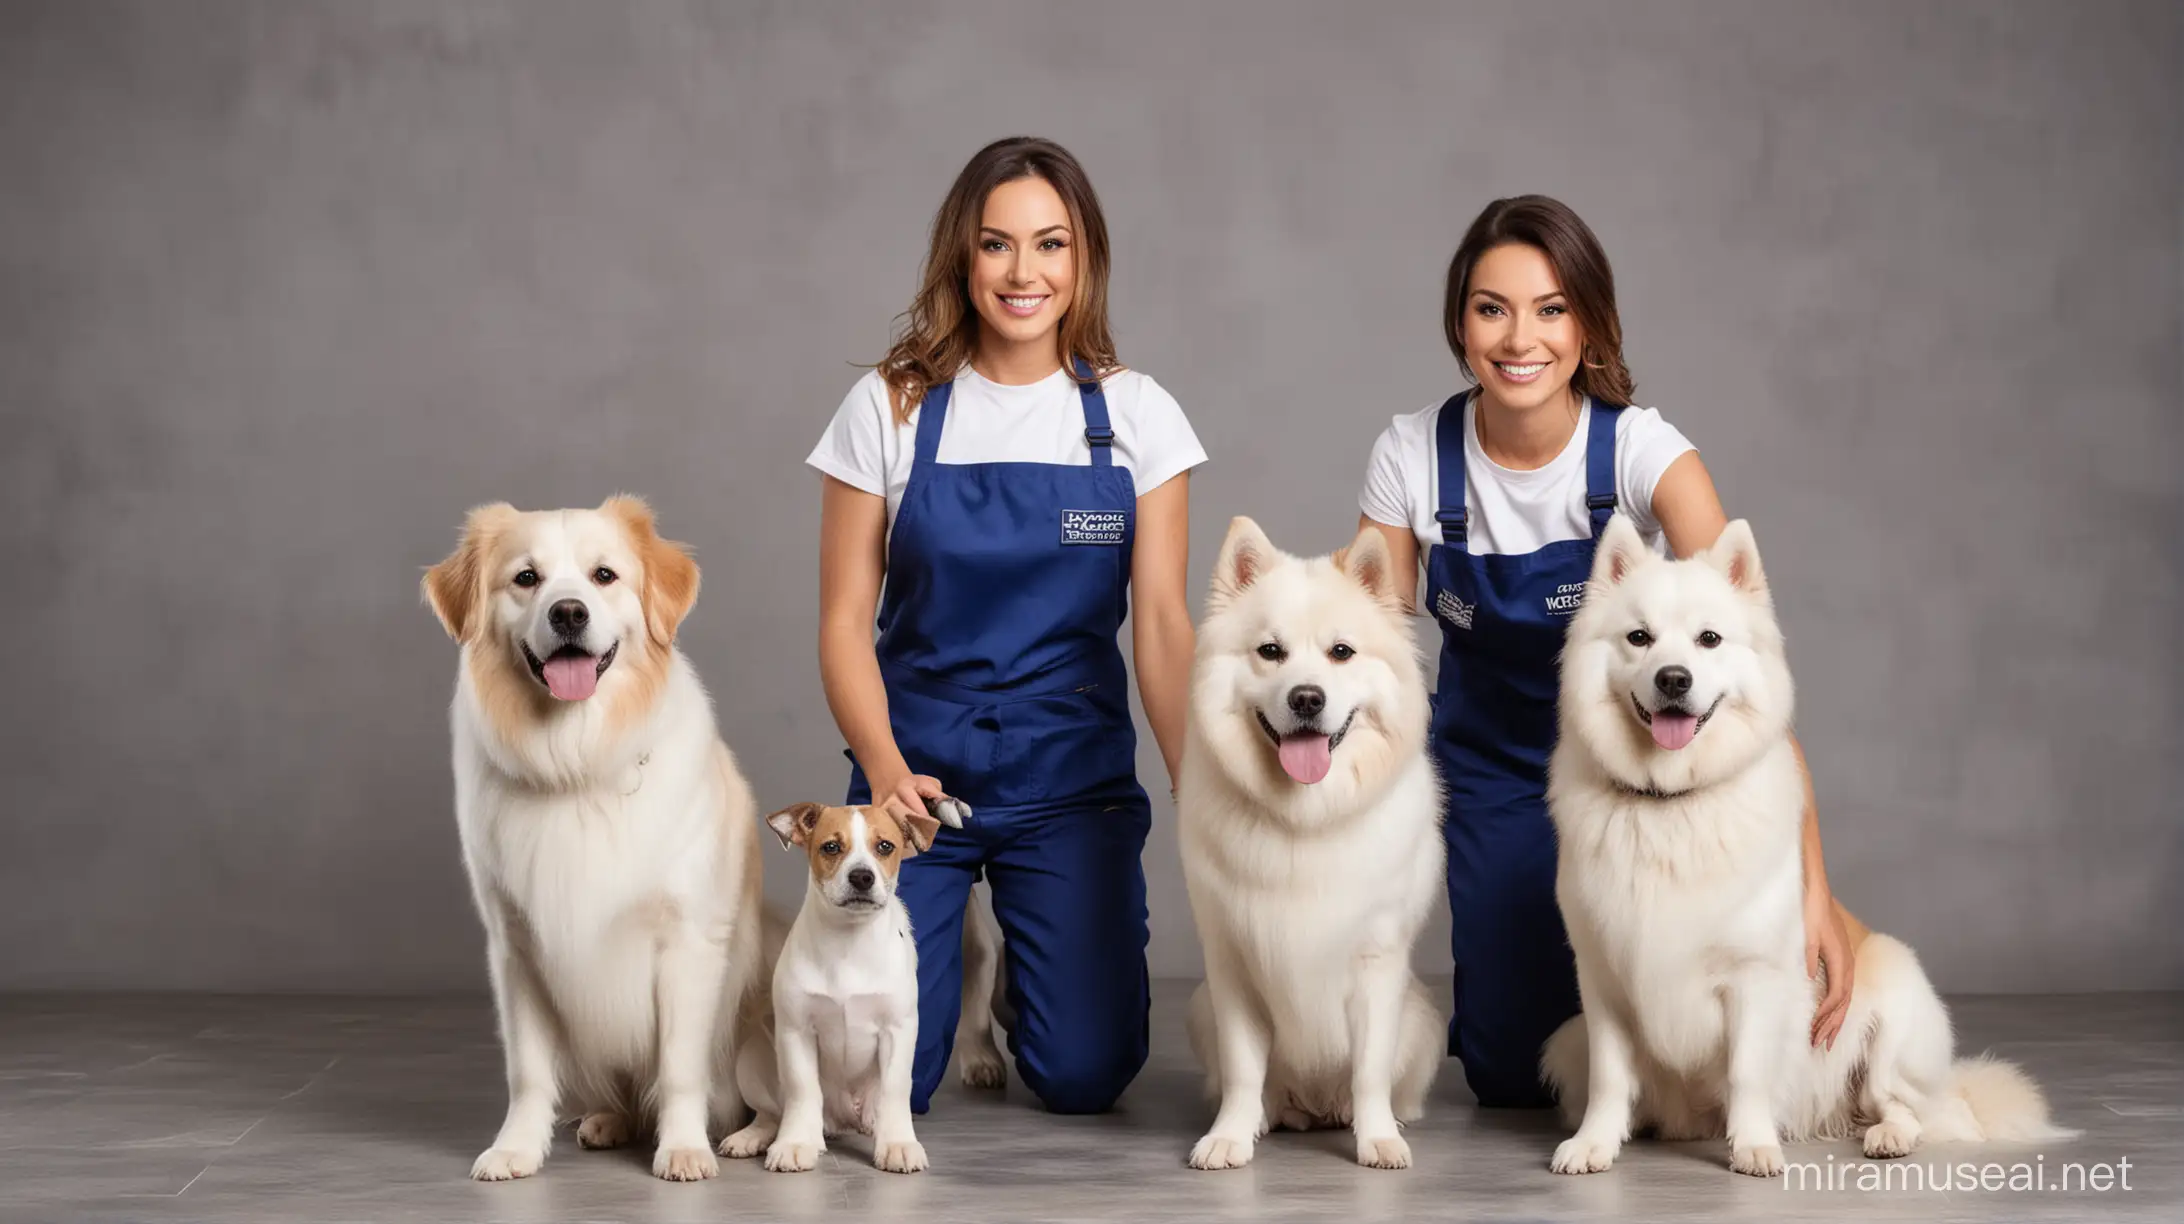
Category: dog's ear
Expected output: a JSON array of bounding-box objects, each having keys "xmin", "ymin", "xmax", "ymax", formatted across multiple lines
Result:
[
  {"xmin": 764, "ymin": 802, "xmax": 824, "ymax": 850},
  {"xmin": 880, "ymin": 798, "xmax": 943, "ymax": 858},
  {"xmin": 1587, "ymin": 513, "xmax": 1650, "ymax": 589},
  {"xmin": 1337, "ymin": 523, "xmax": 1404, "ymax": 611},
  {"xmin": 1704, "ymin": 519, "xmax": 1768, "ymax": 596},
  {"xmin": 1208, "ymin": 516, "xmax": 1276, "ymax": 611},
  {"xmin": 603, "ymin": 494, "xmax": 700, "ymax": 648},
  {"xmin": 423, "ymin": 502, "xmax": 519, "ymax": 644}
]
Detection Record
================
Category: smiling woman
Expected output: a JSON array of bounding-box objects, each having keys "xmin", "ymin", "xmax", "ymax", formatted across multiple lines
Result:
[{"xmin": 801, "ymin": 137, "xmax": 1206, "ymax": 1122}]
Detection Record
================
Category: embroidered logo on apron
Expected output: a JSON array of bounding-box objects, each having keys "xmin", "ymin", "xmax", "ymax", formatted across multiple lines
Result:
[
  {"xmin": 1544, "ymin": 582, "xmax": 1586, "ymax": 617},
  {"xmin": 1060, "ymin": 509, "xmax": 1127, "ymax": 545},
  {"xmin": 1436, "ymin": 589, "xmax": 1475, "ymax": 630}
]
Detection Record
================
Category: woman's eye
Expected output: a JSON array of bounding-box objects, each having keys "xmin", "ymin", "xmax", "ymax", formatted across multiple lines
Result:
[
  {"xmin": 982, "ymin": 239, "xmax": 1008, "ymax": 253},
  {"xmin": 1475, "ymin": 302, "xmax": 1504, "ymax": 317},
  {"xmin": 1040, "ymin": 238, "xmax": 1067, "ymax": 251},
  {"xmin": 1541, "ymin": 304, "xmax": 1566, "ymax": 317}
]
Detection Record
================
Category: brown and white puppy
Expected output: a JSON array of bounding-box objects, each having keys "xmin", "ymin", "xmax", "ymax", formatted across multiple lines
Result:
[
  {"xmin": 719, "ymin": 797, "xmax": 960, "ymax": 1174},
  {"xmin": 423, "ymin": 496, "xmax": 767, "ymax": 1183}
]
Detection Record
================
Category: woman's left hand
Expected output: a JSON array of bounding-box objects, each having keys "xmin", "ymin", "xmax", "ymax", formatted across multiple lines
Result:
[{"xmin": 1804, "ymin": 884, "xmax": 1855, "ymax": 1048}]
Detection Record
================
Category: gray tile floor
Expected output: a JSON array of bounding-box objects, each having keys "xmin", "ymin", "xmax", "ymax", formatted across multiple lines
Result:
[{"xmin": 1, "ymin": 985, "xmax": 2173, "ymax": 1223}]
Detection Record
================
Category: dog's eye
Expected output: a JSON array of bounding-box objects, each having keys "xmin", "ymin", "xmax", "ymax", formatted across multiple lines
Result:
[
  {"xmin": 513, "ymin": 569, "xmax": 539, "ymax": 588},
  {"xmin": 875, "ymin": 840, "xmax": 894, "ymax": 856},
  {"xmin": 1697, "ymin": 630, "xmax": 1723, "ymax": 649},
  {"xmin": 1625, "ymin": 629, "xmax": 1652, "ymax": 647},
  {"xmin": 593, "ymin": 567, "xmax": 617, "ymax": 585},
  {"xmin": 1329, "ymin": 643, "xmax": 1355, "ymax": 662},
  {"xmin": 820, "ymin": 840, "xmax": 842, "ymax": 856},
  {"xmin": 1257, "ymin": 642, "xmax": 1286, "ymax": 662}
]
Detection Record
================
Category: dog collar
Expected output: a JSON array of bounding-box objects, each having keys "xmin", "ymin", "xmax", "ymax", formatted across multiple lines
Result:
[{"xmin": 1609, "ymin": 776, "xmax": 1693, "ymax": 801}]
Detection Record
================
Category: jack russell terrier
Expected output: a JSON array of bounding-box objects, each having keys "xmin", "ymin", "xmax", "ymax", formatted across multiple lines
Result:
[{"xmin": 722, "ymin": 794, "xmax": 969, "ymax": 1174}]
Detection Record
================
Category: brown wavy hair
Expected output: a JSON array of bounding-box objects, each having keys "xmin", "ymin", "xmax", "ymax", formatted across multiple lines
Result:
[
  {"xmin": 1443, "ymin": 195, "xmax": 1637, "ymax": 407},
  {"xmin": 874, "ymin": 136, "xmax": 1119, "ymax": 423}
]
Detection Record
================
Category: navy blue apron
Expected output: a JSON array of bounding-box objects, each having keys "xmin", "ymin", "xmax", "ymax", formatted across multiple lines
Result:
[
  {"xmin": 1425, "ymin": 390, "xmax": 1622, "ymax": 1107},
  {"xmin": 846, "ymin": 362, "xmax": 1152, "ymax": 1115}
]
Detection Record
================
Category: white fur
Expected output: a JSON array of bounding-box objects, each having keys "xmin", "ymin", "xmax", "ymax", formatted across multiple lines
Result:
[
  {"xmin": 1542, "ymin": 516, "xmax": 2074, "ymax": 1178},
  {"xmin": 1178, "ymin": 518, "xmax": 1446, "ymax": 1171},
  {"xmin": 739, "ymin": 808, "xmax": 928, "ymax": 1175},
  {"xmin": 432, "ymin": 504, "xmax": 765, "ymax": 1183}
]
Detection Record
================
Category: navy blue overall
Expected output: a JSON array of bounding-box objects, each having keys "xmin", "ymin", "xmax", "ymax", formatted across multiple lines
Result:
[
  {"xmin": 846, "ymin": 363, "xmax": 1152, "ymax": 1115},
  {"xmin": 1425, "ymin": 390, "xmax": 1623, "ymax": 1107}
]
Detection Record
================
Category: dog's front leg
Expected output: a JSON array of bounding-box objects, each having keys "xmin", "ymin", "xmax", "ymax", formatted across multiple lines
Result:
[
  {"xmin": 764, "ymin": 1012, "xmax": 826, "ymax": 1172},
  {"xmin": 1188, "ymin": 948, "xmax": 1270, "ymax": 1170},
  {"xmin": 1550, "ymin": 1001, "xmax": 1639, "ymax": 1175},
  {"xmin": 649, "ymin": 933, "xmax": 726, "ymax": 1181},
  {"xmin": 1347, "ymin": 951, "xmax": 1413, "ymax": 1169},
  {"xmin": 870, "ymin": 1018, "xmax": 927, "ymax": 1174},
  {"xmin": 471, "ymin": 937, "xmax": 562, "ymax": 1181},
  {"xmin": 1723, "ymin": 973, "xmax": 1788, "ymax": 1176}
]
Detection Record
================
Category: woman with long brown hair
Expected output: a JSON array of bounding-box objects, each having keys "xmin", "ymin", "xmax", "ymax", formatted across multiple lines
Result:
[
  {"xmin": 1354, "ymin": 195, "xmax": 1857, "ymax": 1109},
  {"xmin": 805, "ymin": 136, "xmax": 1202, "ymax": 1116}
]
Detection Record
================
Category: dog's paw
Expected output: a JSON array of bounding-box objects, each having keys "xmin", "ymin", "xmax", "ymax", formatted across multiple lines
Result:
[
  {"xmin": 1862, "ymin": 1119, "xmax": 1919, "ymax": 1159},
  {"xmin": 1549, "ymin": 1135, "xmax": 1619, "ymax": 1175},
  {"xmin": 718, "ymin": 1121, "xmax": 776, "ymax": 1159},
  {"xmin": 1730, "ymin": 1141, "xmax": 1786, "ymax": 1178},
  {"xmin": 576, "ymin": 1111, "xmax": 633, "ymax": 1149},
  {"xmin": 1357, "ymin": 1134, "xmax": 1412, "ymax": 1170},
  {"xmin": 1188, "ymin": 1133, "xmax": 1255, "ymax": 1170},
  {"xmin": 957, "ymin": 1042, "xmax": 1007, "ymax": 1090},
  {"xmin": 929, "ymin": 796, "xmax": 972, "ymax": 827},
  {"xmin": 875, "ymin": 1139, "xmax": 928, "ymax": 1174},
  {"xmin": 651, "ymin": 1145, "xmax": 718, "ymax": 1182},
  {"xmin": 470, "ymin": 1145, "xmax": 545, "ymax": 1181},
  {"xmin": 764, "ymin": 1137, "xmax": 823, "ymax": 1173}
]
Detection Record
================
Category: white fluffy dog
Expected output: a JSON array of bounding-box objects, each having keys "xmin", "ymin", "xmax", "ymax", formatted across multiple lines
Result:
[
  {"xmin": 1179, "ymin": 519, "xmax": 1445, "ymax": 1172},
  {"xmin": 424, "ymin": 496, "xmax": 768, "ymax": 1182},
  {"xmin": 1543, "ymin": 515, "xmax": 2073, "ymax": 1177}
]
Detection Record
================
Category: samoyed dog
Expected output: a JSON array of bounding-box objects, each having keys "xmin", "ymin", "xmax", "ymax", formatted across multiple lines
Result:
[
  {"xmin": 1179, "ymin": 518, "xmax": 1445, "ymax": 1171},
  {"xmin": 1542, "ymin": 515, "xmax": 2073, "ymax": 1177}
]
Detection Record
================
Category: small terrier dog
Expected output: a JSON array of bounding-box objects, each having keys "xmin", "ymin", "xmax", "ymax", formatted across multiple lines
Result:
[{"xmin": 723, "ymin": 794, "xmax": 967, "ymax": 1174}]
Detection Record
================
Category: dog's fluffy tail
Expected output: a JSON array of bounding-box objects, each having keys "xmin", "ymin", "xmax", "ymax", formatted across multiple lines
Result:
[{"xmin": 1925, "ymin": 1055, "xmax": 2078, "ymax": 1143}]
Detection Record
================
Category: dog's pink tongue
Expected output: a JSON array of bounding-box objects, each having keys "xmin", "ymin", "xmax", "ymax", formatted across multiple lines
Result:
[
  {"xmin": 542, "ymin": 655, "xmax": 599, "ymax": 701},
  {"xmin": 1278, "ymin": 734, "xmax": 1333, "ymax": 784},
  {"xmin": 1650, "ymin": 712, "xmax": 1699, "ymax": 751}
]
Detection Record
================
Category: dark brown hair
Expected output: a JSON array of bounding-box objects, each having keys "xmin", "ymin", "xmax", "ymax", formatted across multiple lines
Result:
[
  {"xmin": 874, "ymin": 137, "xmax": 1118, "ymax": 423},
  {"xmin": 1443, "ymin": 195, "xmax": 1636, "ymax": 406}
]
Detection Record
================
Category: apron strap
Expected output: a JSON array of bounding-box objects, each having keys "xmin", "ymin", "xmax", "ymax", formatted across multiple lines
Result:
[
  {"xmin": 1584, "ymin": 397, "xmax": 1625, "ymax": 536},
  {"xmin": 1433, "ymin": 390, "xmax": 1471, "ymax": 550},
  {"xmin": 1073, "ymin": 356, "xmax": 1115, "ymax": 468},
  {"xmin": 911, "ymin": 378, "xmax": 952, "ymax": 467}
]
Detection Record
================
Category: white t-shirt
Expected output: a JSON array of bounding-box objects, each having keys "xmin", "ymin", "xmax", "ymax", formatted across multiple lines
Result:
[
  {"xmin": 1358, "ymin": 393, "xmax": 1696, "ymax": 559},
  {"xmin": 807, "ymin": 366, "xmax": 1207, "ymax": 525}
]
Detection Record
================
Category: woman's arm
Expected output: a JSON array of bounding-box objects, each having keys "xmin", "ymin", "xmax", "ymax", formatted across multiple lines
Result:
[
  {"xmin": 817, "ymin": 475, "xmax": 941, "ymax": 812},
  {"xmin": 1654, "ymin": 452, "xmax": 1854, "ymax": 1048},
  {"xmin": 1131, "ymin": 473, "xmax": 1195, "ymax": 795},
  {"xmin": 1357, "ymin": 514, "xmax": 1421, "ymax": 614}
]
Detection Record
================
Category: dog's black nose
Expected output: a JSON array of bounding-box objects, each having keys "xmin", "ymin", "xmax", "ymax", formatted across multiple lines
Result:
[
  {"xmin": 1287, "ymin": 685, "xmax": 1325, "ymax": 720},
  {"xmin": 548, "ymin": 599, "xmax": 589, "ymax": 636},
  {"xmin": 1655, "ymin": 666, "xmax": 1693, "ymax": 698},
  {"xmin": 846, "ymin": 866, "xmax": 875, "ymax": 892}
]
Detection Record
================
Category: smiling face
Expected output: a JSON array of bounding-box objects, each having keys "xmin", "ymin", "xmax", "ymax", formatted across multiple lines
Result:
[
  {"xmin": 966, "ymin": 175, "xmax": 1078, "ymax": 361},
  {"xmin": 1459, "ymin": 241, "xmax": 1584, "ymax": 417},
  {"xmin": 1190, "ymin": 518, "xmax": 1431, "ymax": 825},
  {"xmin": 1557, "ymin": 517, "xmax": 1795, "ymax": 796}
]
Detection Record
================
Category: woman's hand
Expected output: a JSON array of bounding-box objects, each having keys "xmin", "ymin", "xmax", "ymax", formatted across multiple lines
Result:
[
  {"xmin": 874, "ymin": 772, "xmax": 946, "ymax": 816},
  {"xmin": 1804, "ymin": 882, "xmax": 1855, "ymax": 1048}
]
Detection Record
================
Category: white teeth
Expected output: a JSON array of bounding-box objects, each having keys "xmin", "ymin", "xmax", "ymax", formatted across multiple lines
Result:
[
  {"xmin": 1002, "ymin": 296, "xmax": 1043, "ymax": 309},
  {"xmin": 1497, "ymin": 362, "xmax": 1546, "ymax": 376}
]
